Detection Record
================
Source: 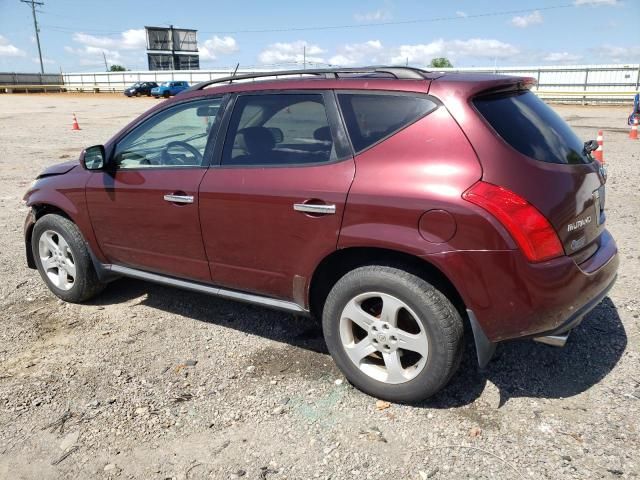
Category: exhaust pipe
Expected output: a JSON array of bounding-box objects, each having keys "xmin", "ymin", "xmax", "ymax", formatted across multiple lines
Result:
[{"xmin": 533, "ymin": 333, "xmax": 569, "ymax": 347}]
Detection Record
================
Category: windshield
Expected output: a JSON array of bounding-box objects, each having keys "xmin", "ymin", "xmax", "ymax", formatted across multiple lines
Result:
[
  {"xmin": 474, "ymin": 90, "xmax": 592, "ymax": 165},
  {"xmin": 131, "ymin": 83, "xmax": 141, "ymax": 87},
  {"xmin": 161, "ymin": 82, "xmax": 171, "ymax": 87}
]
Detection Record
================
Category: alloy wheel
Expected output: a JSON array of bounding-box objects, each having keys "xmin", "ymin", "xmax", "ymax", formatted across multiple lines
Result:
[
  {"xmin": 38, "ymin": 230, "xmax": 76, "ymax": 291},
  {"xmin": 339, "ymin": 292, "xmax": 429, "ymax": 384}
]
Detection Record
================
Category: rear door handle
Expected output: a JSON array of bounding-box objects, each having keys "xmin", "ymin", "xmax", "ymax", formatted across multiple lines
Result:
[
  {"xmin": 293, "ymin": 203, "xmax": 336, "ymax": 215},
  {"xmin": 164, "ymin": 194, "xmax": 194, "ymax": 204}
]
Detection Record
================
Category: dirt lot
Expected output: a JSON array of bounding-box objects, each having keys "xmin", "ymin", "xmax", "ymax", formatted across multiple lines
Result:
[{"xmin": 0, "ymin": 93, "xmax": 638, "ymax": 480}]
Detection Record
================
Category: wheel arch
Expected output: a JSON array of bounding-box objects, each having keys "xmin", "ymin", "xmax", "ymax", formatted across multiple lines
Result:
[
  {"xmin": 25, "ymin": 203, "xmax": 74, "ymax": 268},
  {"xmin": 308, "ymin": 246, "xmax": 466, "ymax": 321}
]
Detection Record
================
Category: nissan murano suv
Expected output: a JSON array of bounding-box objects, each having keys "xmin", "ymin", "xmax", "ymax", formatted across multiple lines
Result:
[{"xmin": 23, "ymin": 67, "xmax": 618, "ymax": 402}]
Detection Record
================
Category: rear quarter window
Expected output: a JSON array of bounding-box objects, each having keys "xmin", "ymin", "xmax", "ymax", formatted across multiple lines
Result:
[
  {"xmin": 473, "ymin": 90, "xmax": 591, "ymax": 165},
  {"xmin": 337, "ymin": 93, "xmax": 438, "ymax": 153}
]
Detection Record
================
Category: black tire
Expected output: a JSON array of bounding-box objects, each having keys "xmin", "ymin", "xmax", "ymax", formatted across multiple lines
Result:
[
  {"xmin": 163, "ymin": 91, "xmax": 170, "ymax": 98},
  {"xmin": 322, "ymin": 266, "xmax": 463, "ymax": 403},
  {"xmin": 32, "ymin": 214, "xmax": 105, "ymax": 303}
]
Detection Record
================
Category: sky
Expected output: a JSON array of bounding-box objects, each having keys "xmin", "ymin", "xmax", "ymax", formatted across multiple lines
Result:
[{"xmin": 0, "ymin": 0, "xmax": 638, "ymax": 73}]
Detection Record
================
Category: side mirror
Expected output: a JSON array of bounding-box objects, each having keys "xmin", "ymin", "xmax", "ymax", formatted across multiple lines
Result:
[{"xmin": 81, "ymin": 145, "xmax": 106, "ymax": 170}]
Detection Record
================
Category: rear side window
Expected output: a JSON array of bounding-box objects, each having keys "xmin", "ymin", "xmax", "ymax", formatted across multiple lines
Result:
[
  {"xmin": 474, "ymin": 90, "xmax": 591, "ymax": 165},
  {"xmin": 222, "ymin": 93, "xmax": 336, "ymax": 166},
  {"xmin": 338, "ymin": 93, "xmax": 438, "ymax": 153}
]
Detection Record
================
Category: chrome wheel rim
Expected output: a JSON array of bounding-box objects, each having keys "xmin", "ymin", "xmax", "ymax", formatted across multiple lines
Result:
[
  {"xmin": 339, "ymin": 292, "xmax": 429, "ymax": 384},
  {"xmin": 38, "ymin": 230, "xmax": 76, "ymax": 291}
]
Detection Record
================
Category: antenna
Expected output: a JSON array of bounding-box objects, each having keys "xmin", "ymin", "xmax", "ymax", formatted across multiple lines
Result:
[{"xmin": 20, "ymin": 0, "xmax": 45, "ymax": 74}]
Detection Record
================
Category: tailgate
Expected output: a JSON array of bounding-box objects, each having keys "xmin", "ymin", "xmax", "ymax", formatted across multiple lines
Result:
[{"xmin": 473, "ymin": 89, "xmax": 607, "ymax": 261}]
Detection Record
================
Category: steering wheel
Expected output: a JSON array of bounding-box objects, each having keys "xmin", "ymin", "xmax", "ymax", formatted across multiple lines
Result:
[{"xmin": 161, "ymin": 141, "xmax": 203, "ymax": 166}]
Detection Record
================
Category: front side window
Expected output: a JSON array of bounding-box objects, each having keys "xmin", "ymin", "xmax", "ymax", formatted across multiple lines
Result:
[
  {"xmin": 113, "ymin": 98, "xmax": 222, "ymax": 168},
  {"xmin": 338, "ymin": 93, "xmax": 438, "ymax": 153},
  {"xmin": 222, "ymin": 94, "xmax": 336, "ymax": 166}
]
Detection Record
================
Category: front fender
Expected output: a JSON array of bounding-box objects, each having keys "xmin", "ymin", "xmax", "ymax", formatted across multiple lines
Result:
[{"xmin": 23, "ymin": 172, "xmax": 107, "ymax": 264}]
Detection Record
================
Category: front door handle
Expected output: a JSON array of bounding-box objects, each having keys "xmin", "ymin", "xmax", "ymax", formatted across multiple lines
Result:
[
  {"xmin": 293, "ymin": 203, "xmax": 336, "ymax": 215},
  {"xmin": 164, "ymin": 194, "xmax": 194, "ymax": 204}
]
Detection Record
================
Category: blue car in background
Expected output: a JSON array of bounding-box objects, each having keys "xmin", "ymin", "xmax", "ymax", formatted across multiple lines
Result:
[{"xmin": 151, "ymin": 81, "xmax": 190, "ymax": 98}]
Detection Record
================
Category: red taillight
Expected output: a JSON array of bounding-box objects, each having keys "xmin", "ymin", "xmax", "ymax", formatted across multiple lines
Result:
[{"xmin": 462, "ymin": 181, "xmax": 563, "ymax": 263}]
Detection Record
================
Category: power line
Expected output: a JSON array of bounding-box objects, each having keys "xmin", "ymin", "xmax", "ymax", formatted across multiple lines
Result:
[
  {"xmin": 20, "ymin": 0, "xmax": 45, "ymax": 73},
  {"xmin": 40, "ymin": 4, "xmax": 576, "ymax": 38},
  {"xmin": 199, "ymin": 4, "xmax": 575, "ymax": 35}
]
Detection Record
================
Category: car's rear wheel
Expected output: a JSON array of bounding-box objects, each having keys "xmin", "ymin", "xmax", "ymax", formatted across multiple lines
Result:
[
  {"xmin": 32, "ymin": 214, "xmax": 104, "ymax": 303},
  {"xmin": 322, "ymin": 266, "xmax": 463, "ymax": 402}
]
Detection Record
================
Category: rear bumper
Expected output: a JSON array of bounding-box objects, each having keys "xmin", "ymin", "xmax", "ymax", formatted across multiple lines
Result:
[{"xmin": 427, "ymin": 229, "xmax": 618, "ymax": 342}]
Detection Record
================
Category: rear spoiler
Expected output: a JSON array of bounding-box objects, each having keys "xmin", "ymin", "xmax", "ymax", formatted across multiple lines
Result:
[{"xmin": 475, "ymin": 77, "xmax": 536, "ymax": 98}]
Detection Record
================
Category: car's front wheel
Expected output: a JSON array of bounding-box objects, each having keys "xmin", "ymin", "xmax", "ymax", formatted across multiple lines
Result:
[
  {"xmin": 322, "ymin": 266, "xmax": 463, "ymax": 403},
  {"xmin": 163, "ymin": 91, "xmax": 170, "ymax": 98},
  {"xmin": 32, "ymin": 214, "xmax": 104, "ymax": 303}
]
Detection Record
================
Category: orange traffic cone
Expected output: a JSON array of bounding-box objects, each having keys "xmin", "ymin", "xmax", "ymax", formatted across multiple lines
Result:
[
  {"xmin": 71, "ymin": 113, "xmax": 81, "ymax": 131},
  {"xmin": 630, "ymin": 118, "xmax": 639, "ymax": 140},
  {"xmin": 594, "ymin": 130, "xmax": 604, "ymax": 163}
]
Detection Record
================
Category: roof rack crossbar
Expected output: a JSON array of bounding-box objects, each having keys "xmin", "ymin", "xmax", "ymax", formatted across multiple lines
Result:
[{"xmin": 184, "ymin": 66, "xmax": 431, "ymax": 92}]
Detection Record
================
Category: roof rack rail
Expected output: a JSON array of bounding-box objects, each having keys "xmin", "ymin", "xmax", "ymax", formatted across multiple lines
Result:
[{"xmin": 184, "ymin": 66, "xmax": 432, "ymax": 92}]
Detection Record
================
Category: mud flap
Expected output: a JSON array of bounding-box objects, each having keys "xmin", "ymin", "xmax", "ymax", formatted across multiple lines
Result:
[{"xmin": 467, "ymin": 309, "xmax": 496, "ymax": 368}]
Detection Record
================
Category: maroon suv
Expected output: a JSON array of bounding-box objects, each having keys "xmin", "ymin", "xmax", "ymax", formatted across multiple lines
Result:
[{"xmin": 23, "ymin": 67, "xmax": 618, "ymax": 402}]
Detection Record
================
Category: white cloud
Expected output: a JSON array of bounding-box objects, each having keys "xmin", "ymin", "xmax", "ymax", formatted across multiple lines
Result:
[
  {"xmin": 65, "ymin": 45, "xmax": 122, "ymax": 66},
  {"xmin": 32, "ymin": 57, "xmax": 56, "ymax": 65},
  {"xmin": 66, "ymin": 29, "xmax": 146, "ymax": 68},
  {"xmin": 574, "ymin": 0, "xmax": 618, "ymax": 5},
  {"xmin": 0, "ymin": 35, "xmax": 26, "ymax": 57},
  {"xmin": 354, "ymin": 9, "xmax": 392, "ymax": 22},
  {"xmin": 72, "ymin": 29, "xmax": 146, "ymax": 51},
  {"xmin": 329, "ymin": 40, "xmax": 385, "ymax": 66},
  {"xmin": 510, "ymin": 10, "xmax": 543, "ymax": 28},
  {"xmin": 258, "ymin": 41, "xmax": 326, "ymax": 65},
  {"xmin": 327, "ymin": 38, "xmax": 519, "ymax": 67},
  {"xmin": 199, "ymin": 36, "xmax": 238, "ymax": 61},
  {"xmin": 456, "ymin": 11, "xmax": 468, "ymax": 18},
  {"xmin": 590, "ymin": 44, "xmax": 640, "ymax": 62},
  {"xmin": 543, "ymin": 52, "xmax": 583, "ymax": 63},
  {"xmin": 392, "ymin": 39, "xmax": 519, "ymax": 64}
]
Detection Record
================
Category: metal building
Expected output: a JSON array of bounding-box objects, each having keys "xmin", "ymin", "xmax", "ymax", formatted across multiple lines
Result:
[{"xmin": 145, "ymin": 26, "xmax": 199, "ymax": 71}]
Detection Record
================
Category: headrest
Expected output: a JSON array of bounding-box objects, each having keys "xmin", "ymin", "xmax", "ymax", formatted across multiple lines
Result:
[
  {"xmin": 313, "ymin": 126, "xmax": 332, "ymax": 143},
  {"xmin": 239, "ymin": 127, "xmax": 275, "ymax": 154}
]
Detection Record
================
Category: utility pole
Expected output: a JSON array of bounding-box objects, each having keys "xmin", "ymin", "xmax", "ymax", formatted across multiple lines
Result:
[
  {"xmin": 169, "ymin": 24, "xmax": 175, "ymax": 70},
  {"xmin": 102, "ymin": 51, "xmax": 109, "ymax": 71},
  {"xmin": 20, "ymin": 0, "xmax": 45, "ymax": 74}
]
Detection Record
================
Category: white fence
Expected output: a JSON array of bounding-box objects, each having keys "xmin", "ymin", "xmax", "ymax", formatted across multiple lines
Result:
[{"xmin": 60, "ymin": 64, "xmax": 640, "ymax": 103}]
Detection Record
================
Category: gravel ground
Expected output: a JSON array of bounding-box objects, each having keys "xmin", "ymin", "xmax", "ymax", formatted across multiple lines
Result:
[{"xmin": 0, "ymin": 94, "xmax": 638, "ymax": 480}]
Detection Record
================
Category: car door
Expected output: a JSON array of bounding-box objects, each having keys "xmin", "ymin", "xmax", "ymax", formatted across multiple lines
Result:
[
  {"xmin": 86, "ymin": 96, "xmax": 225, "ymax": 282},
  {"xmin": 199, "ymin": 91, "xmax": 355, "ymax": 303}
]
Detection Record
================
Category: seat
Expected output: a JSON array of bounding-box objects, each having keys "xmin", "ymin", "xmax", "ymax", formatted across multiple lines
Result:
[
  {"xmin": 227, "ymin": 126, "xmax": 277, "ymax": 165},
  {"xmin": 313, "ymin": 126, "xmax": 332, "ymax": 144}
]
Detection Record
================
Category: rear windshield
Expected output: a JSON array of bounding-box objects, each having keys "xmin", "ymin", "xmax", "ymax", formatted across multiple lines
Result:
[{"xmin": 473, "ymin": 90, "xmax": 591, "ymax": 165}]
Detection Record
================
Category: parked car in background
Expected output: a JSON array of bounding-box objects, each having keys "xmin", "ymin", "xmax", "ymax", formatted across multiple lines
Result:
[
  {"xmin": 124, "ymin": 82, "xmax": 159, "ymax": 97},
  {"xmin": 23, "ymin": 67, "xmax": 617, "ymax": 402},
  {"xmin": 151, "ymin": 81, "xmax": 190, "ymax": 98}
]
